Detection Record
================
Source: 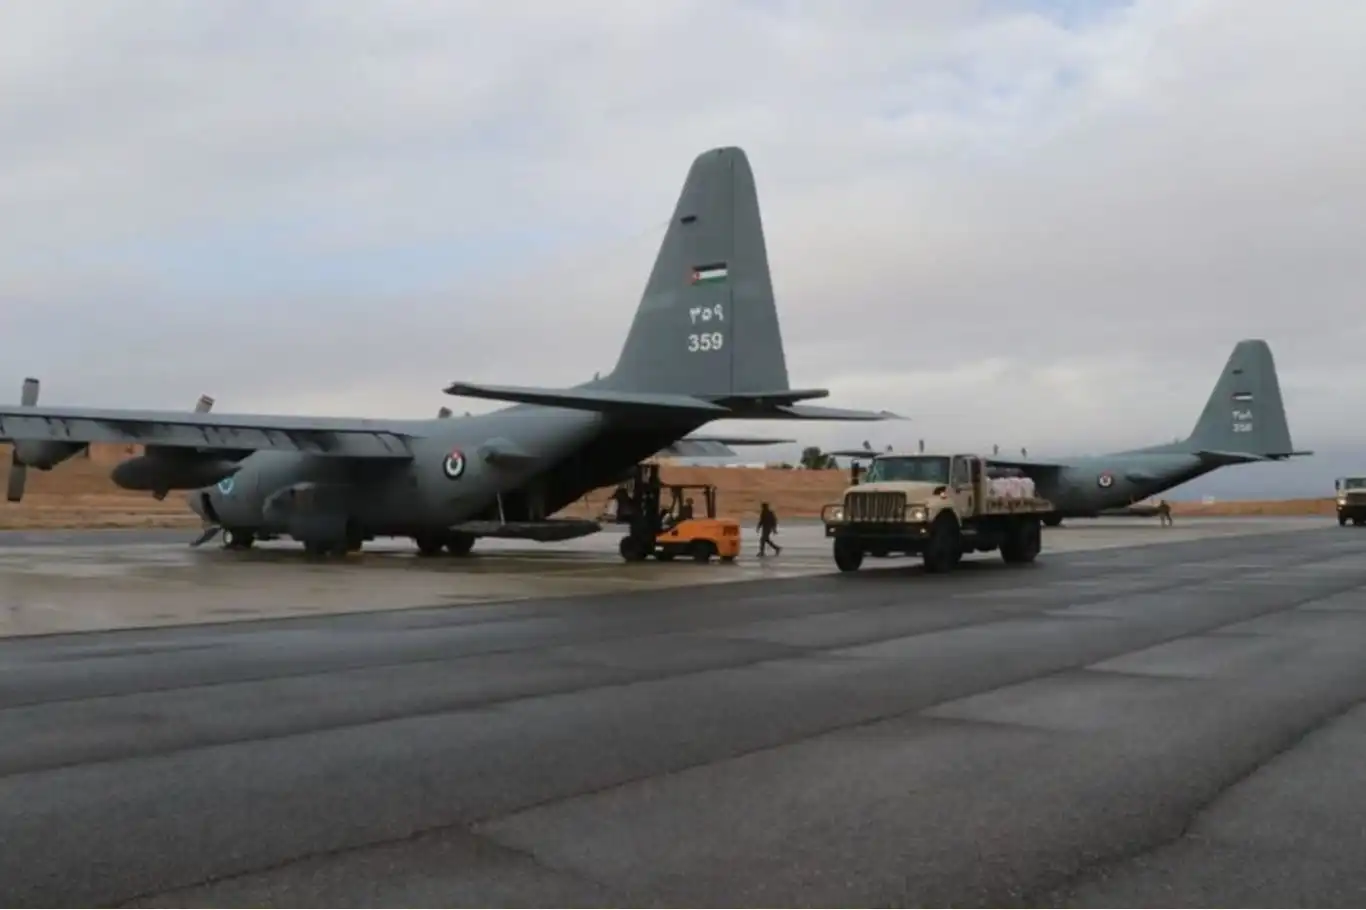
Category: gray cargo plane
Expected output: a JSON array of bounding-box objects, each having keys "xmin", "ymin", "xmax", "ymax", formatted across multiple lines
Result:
[
  {"xmin": 833, "ymin": 339, "xmax": 1309, "ymax": 526},
  {"xmin": 978, "ymin": 339, "xmax": 1310, "ymax": 524},
  {"xmin": 0, "ymin": 146, "xmax": 895, "ymax": 556}
]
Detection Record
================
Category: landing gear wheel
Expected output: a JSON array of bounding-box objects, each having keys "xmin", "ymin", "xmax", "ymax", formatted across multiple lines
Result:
[
  {"xmin": 445, "ymin": 533, "xmax": 475, "ymax": 556},
  {"xmin": 690, "ymin": 540, "xmax": 715, "ymax": 563},
  {"xmin": 923, "ymin": 515, "xmax": 961, "ymax": 574},
  {"xmin": 223, "ymin": 529, "xmax": 255, "ymax": 550},
  {"xmin": 833, "ymin": 537, "xmax": 864, "ymax": 572},
  {"xmin": 619, "ymin": 535, "xmax": 650, "ymax": 562},
  {"xmin": 414, "ymin": 534, "xmax": 445, "ymax": 557}
]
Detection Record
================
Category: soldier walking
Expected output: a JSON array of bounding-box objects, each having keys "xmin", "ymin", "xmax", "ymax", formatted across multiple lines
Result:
[
  {"xmin": 1157, "ymin": 499, "xmax": 1173, "ymax": 527},
  {"xmin": 757, "ymin": 502, "xmax": 782, "ymax": 556}
]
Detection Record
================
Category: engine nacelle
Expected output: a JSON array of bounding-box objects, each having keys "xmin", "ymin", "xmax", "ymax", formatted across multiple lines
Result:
[
  {"xmin": 11, "ymin": 440, "xmax": 86, "ymax": 471},
  {"xmin": 110, "ymin": 453, "xmax": 240, "ymax": 492}
]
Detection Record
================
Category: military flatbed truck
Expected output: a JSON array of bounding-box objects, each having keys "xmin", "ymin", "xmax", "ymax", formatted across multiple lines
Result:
[
  {"xmin": 1334, "ymin": 476, "xmax": 1366, "ymax": 526},
  {"xmin": 820, "ymin": 452, "xmax": 1054, "ymax": 573}
]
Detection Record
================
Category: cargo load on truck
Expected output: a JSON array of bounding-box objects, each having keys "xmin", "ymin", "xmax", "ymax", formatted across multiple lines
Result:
[{"xmin": 820, "ymin": 451, "xmax": 1054, "ymax": 574}]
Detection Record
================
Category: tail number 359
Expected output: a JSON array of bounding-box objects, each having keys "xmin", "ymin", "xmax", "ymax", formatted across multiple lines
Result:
[{"xmin": 688, "ymin": 332, "xmax": 724, "ymax": 352}]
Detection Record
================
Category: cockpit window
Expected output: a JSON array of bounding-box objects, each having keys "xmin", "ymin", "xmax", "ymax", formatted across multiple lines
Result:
[{"xmin": 862, "ymin": 456, "xmax": 951, "ymax": 484}]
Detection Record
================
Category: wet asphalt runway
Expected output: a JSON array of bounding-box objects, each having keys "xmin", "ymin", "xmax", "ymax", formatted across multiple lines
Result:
[{"xmin": 2, "ymin": 523, "xmax": 1366, "ymax": 906}]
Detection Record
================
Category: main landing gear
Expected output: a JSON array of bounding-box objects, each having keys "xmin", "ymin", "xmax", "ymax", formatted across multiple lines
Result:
[
  {"xmin": 413, "ymin": 531, "xmax": 476, "ymax": 557},
  {"xmin": 223, "ymin": 529, "xmax": 255, "ymax": 550}
]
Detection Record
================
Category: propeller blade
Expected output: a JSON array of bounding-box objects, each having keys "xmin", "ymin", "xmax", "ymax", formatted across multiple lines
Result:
[
  {"xmin": 7, "ymin": 377, "xmax": 41, "ymax": 503},
  {"xmin": 6, "ymin": 454, "xmax": 26, "ymax": 503},
  {"xmin": 189, "ymin": 525, "xmax": 222, "ymax": 548}
]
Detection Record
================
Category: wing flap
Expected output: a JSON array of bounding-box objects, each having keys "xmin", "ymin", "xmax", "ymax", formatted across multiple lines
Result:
[{"xmin": 0, "ymin": 406, "xmax": 417, "ymax": 458}]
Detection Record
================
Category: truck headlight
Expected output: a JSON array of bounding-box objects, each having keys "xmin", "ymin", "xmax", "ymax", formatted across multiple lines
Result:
[
  {"xmin": 1338, "ymin": 496, "xmax": 1348, "ymax": 505},
  {"xmin": 831, "ymin": 506, "xmax": 844, "ymax": 521},
  {"xmin": 906, "ymin": 506, "xmax": 927, "ymax": 522}
]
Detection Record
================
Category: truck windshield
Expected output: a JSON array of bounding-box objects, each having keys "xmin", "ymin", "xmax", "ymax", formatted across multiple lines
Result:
[
  {"xmin": 862, "ymin": 456, "xmax": 951, "ymax": 484},
  {"xmin": 1343, "ymin": 477, "xmax": 1366, "ymax": 489}
]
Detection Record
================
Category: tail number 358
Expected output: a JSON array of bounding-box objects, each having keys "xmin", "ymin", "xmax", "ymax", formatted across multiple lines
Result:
[{"xmin": 688, "ymin": 332, "xmax": 724, "ymax": 352}]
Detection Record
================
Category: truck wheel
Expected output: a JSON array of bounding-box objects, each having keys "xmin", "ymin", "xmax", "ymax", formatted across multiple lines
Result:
[
  {"xmin": 923, "ymin": 515, "xmax": 960, "ymax": 574},
  {"xmin": 1043, "ymin": 514, "xmax": 1063, "ymax": 528},
  {"xmin": 833, "ymin": 538, "xmax": 864, "ymax": 572},
  {"xmin": 1001, "ymin": 517, "xmax": 1042, "ymax": 565},
  {"xmin": 445, "ymin": 533, "xmax": 475, "ymax": 556},
  {"xmin": 1340, "ymin": 514, "xmax": 1348, "ymax": 527}
]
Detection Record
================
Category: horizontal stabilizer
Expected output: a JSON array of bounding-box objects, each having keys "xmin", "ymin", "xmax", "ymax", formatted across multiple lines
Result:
[
  {"xmin": 768, "ymin": 404, "xmax": 905, "ymax": 422},
  {"xmin": 706, "ymin": 388, "xmax": 831, "ymax": 408},
  {"xmin": 661, "ymin": 433, "xmax": 796, "ymax": 458},
  {"xmin": 1193, "ymin": 449, "xmax": 1274, "ymax": 465},
  {"xmin": 442, "ymin": 382, "xmax": 729, "ymax": 416}
]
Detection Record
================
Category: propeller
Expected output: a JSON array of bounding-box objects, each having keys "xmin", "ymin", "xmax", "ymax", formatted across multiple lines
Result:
[
  {"xmin": 151, "ymin": 394, "xmax": 214, "ymax": 500},
  {"xmin": 7, "ymin": 378, "xmax": 41, "ymax": 503}
]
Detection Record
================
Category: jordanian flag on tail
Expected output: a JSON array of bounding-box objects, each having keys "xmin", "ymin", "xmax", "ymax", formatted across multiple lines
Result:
[{"xmin": 690, "ymin": 263, "xmax": 728, "ymax": 285}]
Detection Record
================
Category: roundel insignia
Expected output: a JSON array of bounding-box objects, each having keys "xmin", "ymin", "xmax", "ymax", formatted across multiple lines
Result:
[
  {"xmin": 442, "ymin": 449, "xmax": 467, "ymax": 480},
  {"xmin": 1097, "ymin": 472, "xmax": 1114, "ymax": 489},
  {"xmin": 217, "ymin": 476, "xmax": 235, "ymax": 495}
]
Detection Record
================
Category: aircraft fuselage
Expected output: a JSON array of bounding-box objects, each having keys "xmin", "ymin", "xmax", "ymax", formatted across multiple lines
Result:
[
  {"xmin": 1033, "ymin": 452, "xmax": 1209, "ymax": 517},
  {"xmin": 187, "ymin": 406, "xmax": 702, "ymax": 541}
]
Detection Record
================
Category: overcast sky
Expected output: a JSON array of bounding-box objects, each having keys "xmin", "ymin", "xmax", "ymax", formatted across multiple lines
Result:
[{"xmin": 3, "ymin": 0, "xmax": 1363, "ymax": 458}]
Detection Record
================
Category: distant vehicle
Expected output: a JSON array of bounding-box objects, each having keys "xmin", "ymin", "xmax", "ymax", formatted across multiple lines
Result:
[
  {"xmin": 821, "ymin": 452, "xmax": 1054, "ymax": 573},
  {"xmin": 1334, "ymin": 477, "xmax": 1366, "ymax": 526}
]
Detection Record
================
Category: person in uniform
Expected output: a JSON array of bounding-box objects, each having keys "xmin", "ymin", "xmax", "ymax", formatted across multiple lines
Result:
[
  {"xmin": 757, "ymin": 502, "xmax": 782, "ymax": 556},
  {"xmin": 1157, "ymin": 499, "xmax": 1173, "ymax": 527}
]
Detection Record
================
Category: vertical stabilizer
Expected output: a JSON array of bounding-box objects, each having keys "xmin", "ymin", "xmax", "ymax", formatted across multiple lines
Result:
[
  {"xmin": 1184, "ymin": 339, "xmax": 1294, "ymax": 456},
  {"xmin": 604, "ymin": 146, "xmax": 790, "ymax": 397}
]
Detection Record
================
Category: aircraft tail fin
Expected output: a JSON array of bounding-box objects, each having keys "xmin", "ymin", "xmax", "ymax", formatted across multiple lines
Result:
[
  {"xmin": 445, "ymin": 146, "xmax": 896, "ymax": 423},
  {"xmin": 602, "ymin": 146, "xmax": 791, "ymax": 399},
  {"xmin": 1181, "ymin": 339, "xmax": 1299, "ymax": 459}
]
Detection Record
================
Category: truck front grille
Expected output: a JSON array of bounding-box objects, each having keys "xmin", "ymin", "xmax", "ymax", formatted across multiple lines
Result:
[
  {"xmin": 1347, "ymin": 491, "xmax": 1366, "ymax": 504},
  {"xmin": 844, "ymin": 491, "xmax": 907, "ymax": 522}
]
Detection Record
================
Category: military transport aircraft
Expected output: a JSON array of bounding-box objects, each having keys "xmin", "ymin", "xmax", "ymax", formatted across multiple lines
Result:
[
  {"xmin": 0, "ymin": 146, "xmax": 896, "ymax": 556},
  {"xmin": 837, "ymin": 338, "xmax": 1310, "ymax": 526}
]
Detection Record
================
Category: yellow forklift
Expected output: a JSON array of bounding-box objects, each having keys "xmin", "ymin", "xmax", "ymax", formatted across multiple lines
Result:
[{"xmin": 615, "ymin": 463, "xmax": 741, "ymax": 563}]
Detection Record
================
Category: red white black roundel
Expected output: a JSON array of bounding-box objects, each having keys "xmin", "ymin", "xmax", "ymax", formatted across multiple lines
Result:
[
  {"xmin": 1097, "ymin": 472, "xmax": 1114, "ymax": 488},
  {"xmin": 442, "ymin": 449, "xmax": 467, "ymax": 480}
]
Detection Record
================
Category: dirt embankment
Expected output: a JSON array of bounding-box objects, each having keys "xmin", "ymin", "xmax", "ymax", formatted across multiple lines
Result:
[{"xmin": 0, "ymin": 444, "xmax": 1335, "ymax": 530}]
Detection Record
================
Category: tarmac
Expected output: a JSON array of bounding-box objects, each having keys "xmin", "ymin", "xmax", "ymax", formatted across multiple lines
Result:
[{"xmin": 3, "ymin": 515, "xmax": 1366, "ymax": 906}]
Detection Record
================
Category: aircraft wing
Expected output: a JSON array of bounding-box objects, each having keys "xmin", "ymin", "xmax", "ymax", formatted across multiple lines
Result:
[{"xmin": 0, "ymin": 405, "xmax": 417, "ymax": 458}]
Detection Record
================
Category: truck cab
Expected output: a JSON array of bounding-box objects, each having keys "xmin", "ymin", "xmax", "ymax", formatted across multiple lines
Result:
[
  {"xmin": 820, "ymin": 452, "xmax": 1054, "ymax": 574},
  {"xmin": 1334, "ymin": 476, "xmax": 1366, "ymax": 526}
]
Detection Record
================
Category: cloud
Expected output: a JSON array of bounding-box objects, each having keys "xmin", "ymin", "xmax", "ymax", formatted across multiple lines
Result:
[{"xmin": 2, "ymin": 0, "xmax": 1363, "ymax": 463}]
